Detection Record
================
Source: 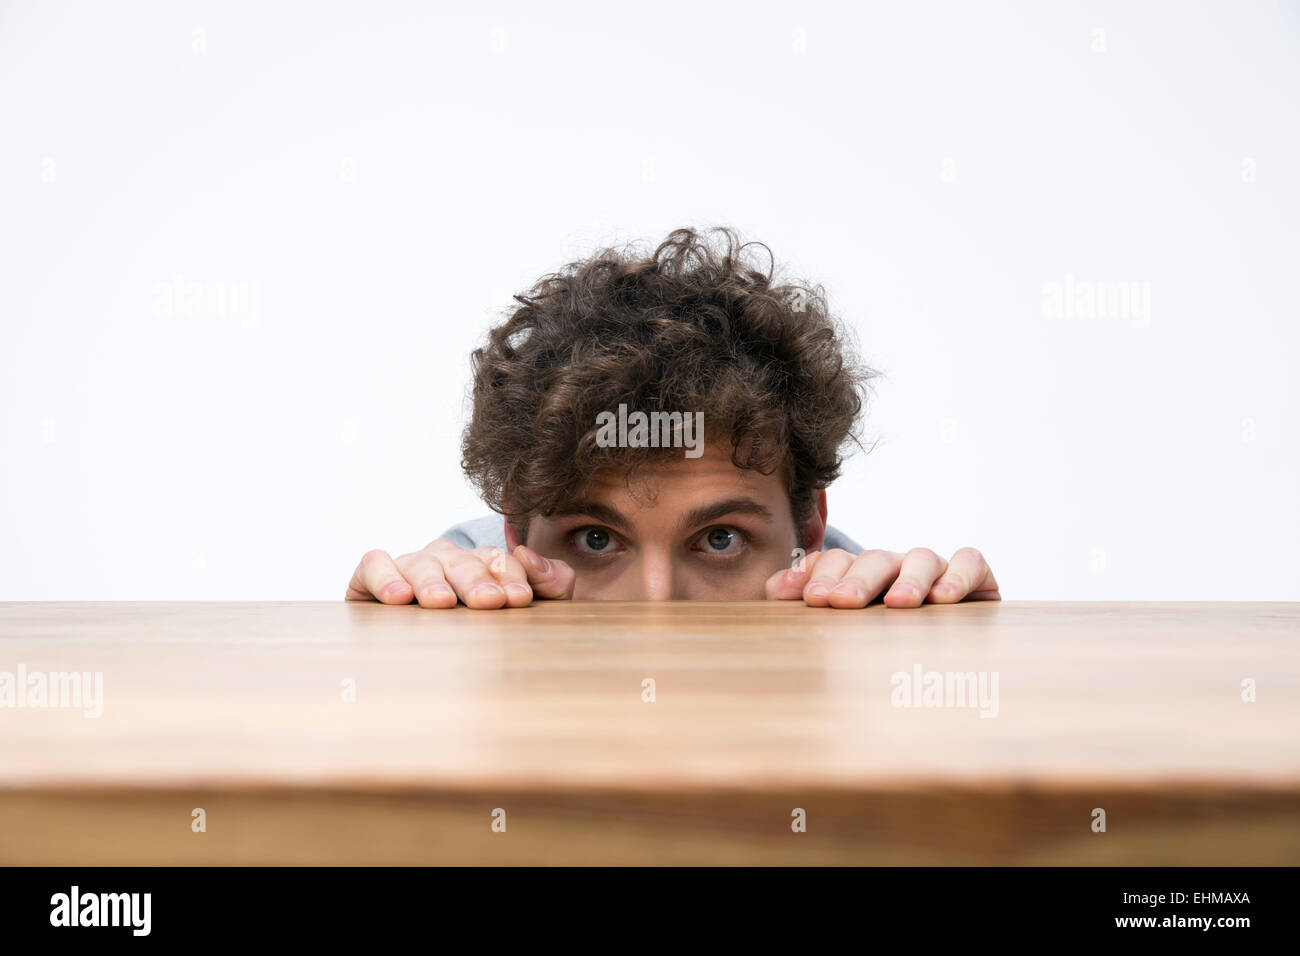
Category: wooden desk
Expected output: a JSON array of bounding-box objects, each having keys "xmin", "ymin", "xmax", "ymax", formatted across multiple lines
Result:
[{"xmin": 0, "ymin": 601, "xmax": 1296, "ymax": 865}]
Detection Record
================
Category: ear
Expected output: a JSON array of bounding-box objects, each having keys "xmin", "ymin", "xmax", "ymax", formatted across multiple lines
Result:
[{"xmin": 800, "ymin": 489, "xmax": 828, "ymax": 552}]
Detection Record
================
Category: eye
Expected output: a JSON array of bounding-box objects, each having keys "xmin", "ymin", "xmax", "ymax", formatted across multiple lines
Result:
[
  {"xmin": 572, "ymin": 526, "xmax": 617, "ymax": 555},
  {"xmin": 694, "ymin": 526, "xmax": 746, "ymax": 557},
  {"xmin": 706, "ymin": 528, "xmax": 735, "ymax": 551}
]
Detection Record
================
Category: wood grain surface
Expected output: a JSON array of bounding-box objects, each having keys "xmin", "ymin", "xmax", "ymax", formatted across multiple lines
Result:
[{"xmin": 0, "ymin": 600, "xmax": 1296, "ymax": 864}]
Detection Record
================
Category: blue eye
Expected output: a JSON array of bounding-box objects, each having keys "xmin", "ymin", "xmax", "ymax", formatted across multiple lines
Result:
[
  {"xmin": 707, "ymin": 530, "xmax": 738, "ymax": 554},
  {"xmin": 573, "ymin": 527, "xmax": 616, "ymax": 555}
]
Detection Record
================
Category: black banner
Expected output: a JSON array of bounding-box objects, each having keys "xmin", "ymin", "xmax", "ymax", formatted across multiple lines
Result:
[{"xmin": 0, "ymin": 865, "xmax": 1287, "ymax": 944}]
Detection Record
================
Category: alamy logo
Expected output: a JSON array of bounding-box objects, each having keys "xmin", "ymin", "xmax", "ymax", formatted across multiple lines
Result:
[
  {"xmin": 50, "ymin": 886, "xmax": 151, "ymax": 936},
  {"xmin": 153, "ymin": 275, "xmax": 261, "ymax": 327},
  {"xmin": 0, "ymin": 664, "xmax": 103, "ymax": 718},
  {"xmin": 1042, "ymin": 274, "xmax": 1151, "ymax": 328},
  {"xmin": 890, "ymin": 664, "xmax": 999, "ymax": 718},
  {"xmin": 595, "ymin": 404, "xmax": 704, "ymax": 458}
]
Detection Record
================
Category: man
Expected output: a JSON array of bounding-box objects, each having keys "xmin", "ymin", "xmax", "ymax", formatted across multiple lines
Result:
[{"xmin": 346, "ymin": 227, "xmax": 999, "ymax": 609}]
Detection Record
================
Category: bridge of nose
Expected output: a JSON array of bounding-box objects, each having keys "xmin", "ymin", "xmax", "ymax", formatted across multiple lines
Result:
[{"xmin": 635, "ymin": 548, "xmax": 681, "ymax": 601}]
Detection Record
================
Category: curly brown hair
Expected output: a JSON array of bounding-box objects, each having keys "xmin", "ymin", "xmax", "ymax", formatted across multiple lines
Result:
[{"xmin": 461, "ymin": 226, "xmax": 873, "ymax": 536}]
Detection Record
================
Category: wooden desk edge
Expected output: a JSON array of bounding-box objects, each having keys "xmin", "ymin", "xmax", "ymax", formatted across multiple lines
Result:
[{"xmin": 3, "ymin": 778, "xmax": 1297, "ymax": 866}]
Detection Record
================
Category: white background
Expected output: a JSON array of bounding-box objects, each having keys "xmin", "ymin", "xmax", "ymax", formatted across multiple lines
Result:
[{"xmin": 1, "ymin": 0, "xmax": 1296, "ymax": 600}]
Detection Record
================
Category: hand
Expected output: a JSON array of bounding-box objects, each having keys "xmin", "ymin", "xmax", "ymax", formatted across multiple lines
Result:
[
  {"xmin": 764, "ymin": 547, "xmax": 1000, "ymax": 609},
  {"xmin": 344, "ymin": 539, "xmax": 576, "ymax": 609}
]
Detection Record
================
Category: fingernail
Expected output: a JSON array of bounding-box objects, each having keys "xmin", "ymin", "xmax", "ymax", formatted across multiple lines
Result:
[
  {"xmin": 831, "ymin": 582, "xmax": 863, "ymax": 599},
  {"xmin": 506, "ymin": 583, "xmax": 532, "ymax": 600},
  {"xmin": 806, "ymin": 582, "xmax": 830, "ymax": 598},
  {"xmin": 382, "ymin": 582, "xmax": 409, "ymax": 601},
  {"xmin": 520, "ymin": 547, "xmax": 549, "ymax": 573},
  {"xmin": 473, "ymin": 583, "xmax": 505, "ymax": 600}
]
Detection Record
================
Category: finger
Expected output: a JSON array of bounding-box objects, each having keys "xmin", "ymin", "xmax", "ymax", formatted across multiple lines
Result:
[
  {"xmin": 394, "ymin": 552, "xmax": 458, "ymax": 609},
  {"xmin": 345, "ymin": 550, "xmax": 414, "ymax": 605},
  {"xmin": 764, "ymin": 550, "xmax": 827, "ymax": 600},
  {"xmin": 926, "ymin": 547, "xmax": 999, "ymax": 604},
  {"xmin": 441, "ymin": 550, "xmax": 511, "ymax": 609},
  {"xmin": 883, "ymin": 548, "xmax": 947, "ymax": 608},
  {"xmin": 827, "ymin": 550, "xmax": 904, "ymax": 608},
  {"xmin": 802, "ymin": 549, "xmax": 856, "ymax": 607},
  {"xmin": 477, "ymin": 546, "xmax": 534, "ymax": 607},
  {"xmin": 514, "ymin": 545, "xmax": 576, "ymax": 600},
  {"xmin": 926, "ymin": 547, "xmax": 1000, "ymax": 603}
]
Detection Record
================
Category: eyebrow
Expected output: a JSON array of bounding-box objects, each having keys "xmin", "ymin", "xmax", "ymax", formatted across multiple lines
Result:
[
  {"xmin": 680, "ymin": 497, "xmax": 774, "ymax": 531},
  {"xmin": 549, "ymin": 502, "xmax": 633, "ymax": 533},
  {"xmin": 550, "ymin": 497, "xmax": 774, "ymax": 534}
]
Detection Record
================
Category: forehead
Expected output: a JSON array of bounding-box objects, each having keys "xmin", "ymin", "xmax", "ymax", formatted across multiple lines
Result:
[{"xmin": 582, "ymin": 444, "xmax": 787, "ymax": 509}]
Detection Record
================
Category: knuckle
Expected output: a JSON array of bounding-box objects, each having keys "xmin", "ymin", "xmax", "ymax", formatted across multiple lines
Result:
[
  {"xmin": 494, "ymin": 554, "xmax": 524, "ymax": 577},
  {"xmin": 907, "ymin": 547, "xmax": 941, "ymax": 563},
  {"xmin": 952, "ymin": 546, "xmax": 984, "ymax": 563},
  {"xmin": 427, "ymin": 538, "xmax": 466, "ymax": 554},
  {"xmin": 809, "ymin": 551, "xmax": 849, "ymax": 578},
  {"xmin": 410, "ymin": 572, "xmax": 443, "ymax": 592},
  {"xmin": 361, "ymin": 549, "xmax": 391, "ymax": 570},
  {"xmin": 443, "ymin": 549, "xmax": 487, "ymax": 571},
  {"xmin": 471, "ymin": 547, "xmax": 509, "ymax": 574}
]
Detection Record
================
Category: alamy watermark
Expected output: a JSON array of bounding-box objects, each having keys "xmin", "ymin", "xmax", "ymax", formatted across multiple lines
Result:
[
  {"xmin": 595, "ymin": 404, "xmax": 704, "ymax": 458},
  {"xmin": 1043, "ymin": 274, "xmax": 1151, "ymax": 328},
  {"xmin": 890, "ymin": 664, "xmax": 999, "ymax": 718},
  {"xmin": 153, "ymin": 275, "xmax": 261, "ymax": 327},
  {"xmin": 0, "ymin": 664, "xmax": 103, "ymax": 718},
  {"xmin": 50, "ymin": 886, "xmax": 150, "ymax": 936}
]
